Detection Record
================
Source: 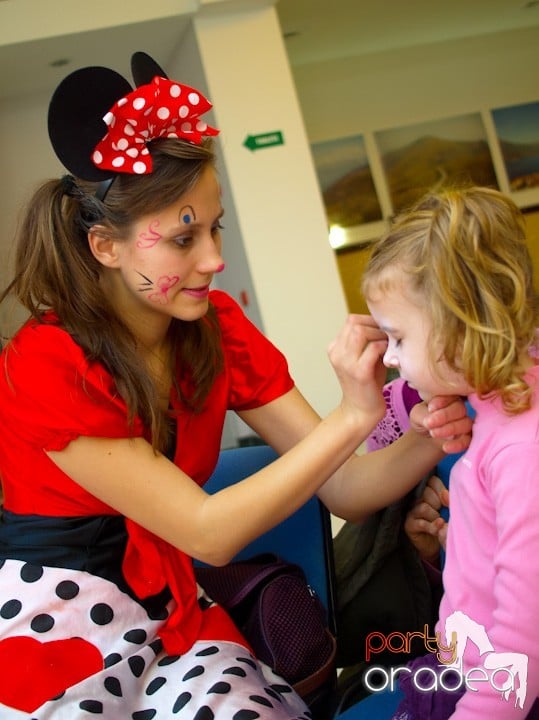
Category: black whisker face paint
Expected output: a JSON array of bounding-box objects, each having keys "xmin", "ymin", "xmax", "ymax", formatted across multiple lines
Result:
[{"xmin": 136, "ymin": 271, "xmax": 154, "ymax": 292}]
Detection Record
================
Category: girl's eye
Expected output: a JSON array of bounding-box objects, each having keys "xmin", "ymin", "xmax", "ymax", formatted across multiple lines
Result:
[
  {"xmin": 211, "ymin": 222, "xmax": 224, "ymax": 235},
  {"xmin": 394, "ymin": 338, "xmax": 402, "ymax": 348}
]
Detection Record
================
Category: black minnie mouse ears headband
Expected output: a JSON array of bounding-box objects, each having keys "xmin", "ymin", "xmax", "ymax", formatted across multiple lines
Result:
[{"xmin": 48, "ymin": 51, "xmax": 219, "ymax": 183}]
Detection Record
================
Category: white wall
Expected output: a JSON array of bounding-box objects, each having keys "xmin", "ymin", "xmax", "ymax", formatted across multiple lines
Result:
[
  {"xmin": 294, "ymin": 26, "xmax": 539, "ymax": 143},
  {"xmin": 191, "ymin": 5, "xmax": 348, "ymax": 417},
  {"xmin": 0, "ymin": 90, "xmax": 65, "ymax": 336}
]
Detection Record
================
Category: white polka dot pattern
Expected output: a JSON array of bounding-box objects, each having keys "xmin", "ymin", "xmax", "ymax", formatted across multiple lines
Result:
[
  {"xmin": 0, "ymin": 560, "xmax": 310, "ymax": 719},
  {"xmin": 92, "ymin": 76, "xmax": 218, "ymax": 176}
]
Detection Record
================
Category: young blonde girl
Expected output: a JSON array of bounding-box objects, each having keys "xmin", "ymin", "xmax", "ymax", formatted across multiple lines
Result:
[{"xmin": 362, "ymin": 186, "xmax": 539, "ymax": 720}]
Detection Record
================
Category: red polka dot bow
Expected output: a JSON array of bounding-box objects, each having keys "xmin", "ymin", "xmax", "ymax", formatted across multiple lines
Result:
[{"xmin": 92, "ymin": 75, "xmax": 219, "ymax": 175}]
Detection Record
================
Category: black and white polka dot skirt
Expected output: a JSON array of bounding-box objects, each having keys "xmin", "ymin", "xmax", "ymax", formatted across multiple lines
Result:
[{"xmin": 0, "ymin": 559, "xmax": 311, "ymax": 719}]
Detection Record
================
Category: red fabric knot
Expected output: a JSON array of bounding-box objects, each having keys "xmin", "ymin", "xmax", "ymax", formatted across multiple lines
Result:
[
  {"xmin": 123, "ymin": 519, "xmax": 203, "ymax": 654},
  {"xmin": 92, "ymin": 75, "xmax": 219, "ymax": 175}
]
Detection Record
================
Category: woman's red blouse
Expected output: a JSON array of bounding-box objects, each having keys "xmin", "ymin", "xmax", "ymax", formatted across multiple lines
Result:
[{"xmin": 0, "ymin": 289, "xmax": 294, "ymax": 515}]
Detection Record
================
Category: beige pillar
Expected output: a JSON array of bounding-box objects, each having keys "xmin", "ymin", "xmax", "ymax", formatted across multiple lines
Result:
[{"xmin": 178, "ymin": 1, "xmax": 349, "ymax": 417}]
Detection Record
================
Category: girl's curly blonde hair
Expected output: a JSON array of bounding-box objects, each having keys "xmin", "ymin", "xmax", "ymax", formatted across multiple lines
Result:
[{"xmin": 362, "ymin": 186, "xmax": 538, "ymax": 414}]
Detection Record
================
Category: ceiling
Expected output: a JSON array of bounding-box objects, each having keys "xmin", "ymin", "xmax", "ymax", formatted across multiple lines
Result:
[
  {"xmin": 277, "ymin": 0, "xmax": 539, "ymax": 66},
  {"xmin": 0, "ymin": 0, "xmax": 538, "ymax": 101}
]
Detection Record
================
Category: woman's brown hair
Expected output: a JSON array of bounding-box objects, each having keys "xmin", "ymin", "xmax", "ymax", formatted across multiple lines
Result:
[{"xmin": 1, "ymin": 138, "xmax": 223, "ymax": 450}]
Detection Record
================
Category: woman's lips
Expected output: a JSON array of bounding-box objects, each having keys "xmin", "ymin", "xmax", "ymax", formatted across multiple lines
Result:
[{"xmin": 181, "ymin": 285, "xmax": 210, "ymax": 299}]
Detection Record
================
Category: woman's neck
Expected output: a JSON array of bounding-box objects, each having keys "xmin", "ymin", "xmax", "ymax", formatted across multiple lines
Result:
[{"xmin": 138, "ymin": 336, "xmax": 174, "ymax": 411}]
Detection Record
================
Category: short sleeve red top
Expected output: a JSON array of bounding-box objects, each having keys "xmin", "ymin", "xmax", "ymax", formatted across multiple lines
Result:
[{"xmin": 0, "ymin": 289, "xmax": 294, "ymax": 515}]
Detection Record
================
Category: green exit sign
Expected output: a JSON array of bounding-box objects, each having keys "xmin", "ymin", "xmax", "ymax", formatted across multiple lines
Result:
[{"xmin": 243, "ymin": 131, "xmax": 284, "ymax": 151}]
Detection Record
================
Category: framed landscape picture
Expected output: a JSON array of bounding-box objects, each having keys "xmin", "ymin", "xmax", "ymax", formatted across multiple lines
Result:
[
  {"xmin": 311, "ymin": 135, "xmax": 382, "ymax": 228},
  {"xmin": 375, "ymin": 113, "xmax": 499, "ymax": 213},
  {"xmin": 491, "ymin": 101, "xmax": 539, "ymax": 193}
]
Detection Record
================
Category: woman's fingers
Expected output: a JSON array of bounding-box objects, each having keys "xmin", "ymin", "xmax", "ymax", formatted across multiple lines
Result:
[
  {"xmin": 328, "ymin": 315, "xmax": 387, "ymax": 420},
  {"xmin": 410, "ymin": 396, "xmax": 473, "ymax": 453}
]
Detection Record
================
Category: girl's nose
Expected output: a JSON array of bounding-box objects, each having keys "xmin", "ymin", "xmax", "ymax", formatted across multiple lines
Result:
[{"xmin": 383, "ymin": 347, "xmax": 399, "ymax": 369}]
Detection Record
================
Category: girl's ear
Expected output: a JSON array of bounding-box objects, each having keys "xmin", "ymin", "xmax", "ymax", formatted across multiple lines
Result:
[{"xmin": 88, "ymin": 226, "xmax": 121, "ymax": 268}]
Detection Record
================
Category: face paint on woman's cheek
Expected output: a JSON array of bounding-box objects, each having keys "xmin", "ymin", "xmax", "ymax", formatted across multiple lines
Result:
[
  {"xmin": 148, "ymin": 274, "xmax": 180, "ymax": 305},
  {"xmin": 136, "ymin": 271, "xmax": 154, "ymax": 292},
  {"xmin": 179, "ymin": 204, "xmax": 196, "ymax": 225},
  {"xmin": 136, "ymin": 220, "xmax": 162, "ymax": 249},
  {"xmin": 136, "ymin": 270, "xmax": 179, "ymax": 304}
]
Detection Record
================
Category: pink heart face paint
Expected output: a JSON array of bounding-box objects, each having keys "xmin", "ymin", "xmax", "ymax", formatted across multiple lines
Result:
[
  {"xmin": 136, "ymin": 272, "xmax": 180, "ymax": 305},
  {"xmin": 149, "ymin": 275, "xmax": 180, "ymax": 304}
]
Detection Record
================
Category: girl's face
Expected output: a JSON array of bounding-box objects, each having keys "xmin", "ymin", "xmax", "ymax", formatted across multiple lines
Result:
[
  {"xmin": 106, "ymin": 165, "xmax": 225, "ymax": 326},
  {"xmin": 367, "ymin": 280, "xmax": 471, "ymax": 402}
]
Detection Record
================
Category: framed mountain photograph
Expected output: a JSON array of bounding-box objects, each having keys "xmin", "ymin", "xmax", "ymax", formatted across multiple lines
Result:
[
  {"xmin": 375, "ymin": 113, "xmax": 499, "ymax": 213},
  {"xmin": 311, "ymin": 134, "xmax": 382, "ymax": 229},
  {"xmin": 491, "ymin": 101, "xmax": 539, "ymax": 193}
]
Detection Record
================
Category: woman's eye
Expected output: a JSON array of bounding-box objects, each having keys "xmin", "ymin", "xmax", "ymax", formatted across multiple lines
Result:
[
  {"xmin": 173, "ymin": 235, "xmax": 193, "ymax": 248},
  {"xmin": 394, "ymin": 338, "xmax": 402, "ymax": 348},
  {"xmin": 211, "ymin": 222, "xmax": 224, "ymax": 235}
]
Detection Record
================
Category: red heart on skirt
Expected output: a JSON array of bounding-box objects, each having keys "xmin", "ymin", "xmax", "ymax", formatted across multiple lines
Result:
[{"xmin": 0, "ymin": 636, "xmax": 103, "ymax": 712}]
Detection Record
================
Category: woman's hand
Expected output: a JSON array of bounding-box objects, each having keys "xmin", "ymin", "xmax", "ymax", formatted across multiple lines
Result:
[
  {"xmin": 327, "ymin": 314, "xmax": 388, "ymax": 427},
  {"xmin": 405, "ymin": 475, "xmax": 449, "ymax": 564},
  {"xmin": 410, "ymin": 395, "xmax": 472, "ymax": 454}
]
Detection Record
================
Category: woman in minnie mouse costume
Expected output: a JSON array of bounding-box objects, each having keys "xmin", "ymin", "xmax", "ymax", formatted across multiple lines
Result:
[{"xmin": 0, "ymin": 53, "xmax": 472, "ymax": 719}]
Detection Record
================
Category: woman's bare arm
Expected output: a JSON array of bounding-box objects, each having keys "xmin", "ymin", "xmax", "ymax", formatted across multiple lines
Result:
[
  {"xmin": 240, "ymin": 388, "xmax": 471, "ymax": 521},
  {"xmin": 48, "ymin": 315, "xmax": 389, "ymax": 564}
]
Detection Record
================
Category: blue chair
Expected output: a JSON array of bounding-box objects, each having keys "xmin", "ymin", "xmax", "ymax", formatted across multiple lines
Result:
[
  {"xmin": 202, "ymin": 444, "xmax": 337, "ymax": 623},
  {"xmin": 335, "ymin": 687, "xmax": 404, "ymax": 719},
  {"xmin": 201, "ymin": 444, "xmax": 338, "ymax": 719}
]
